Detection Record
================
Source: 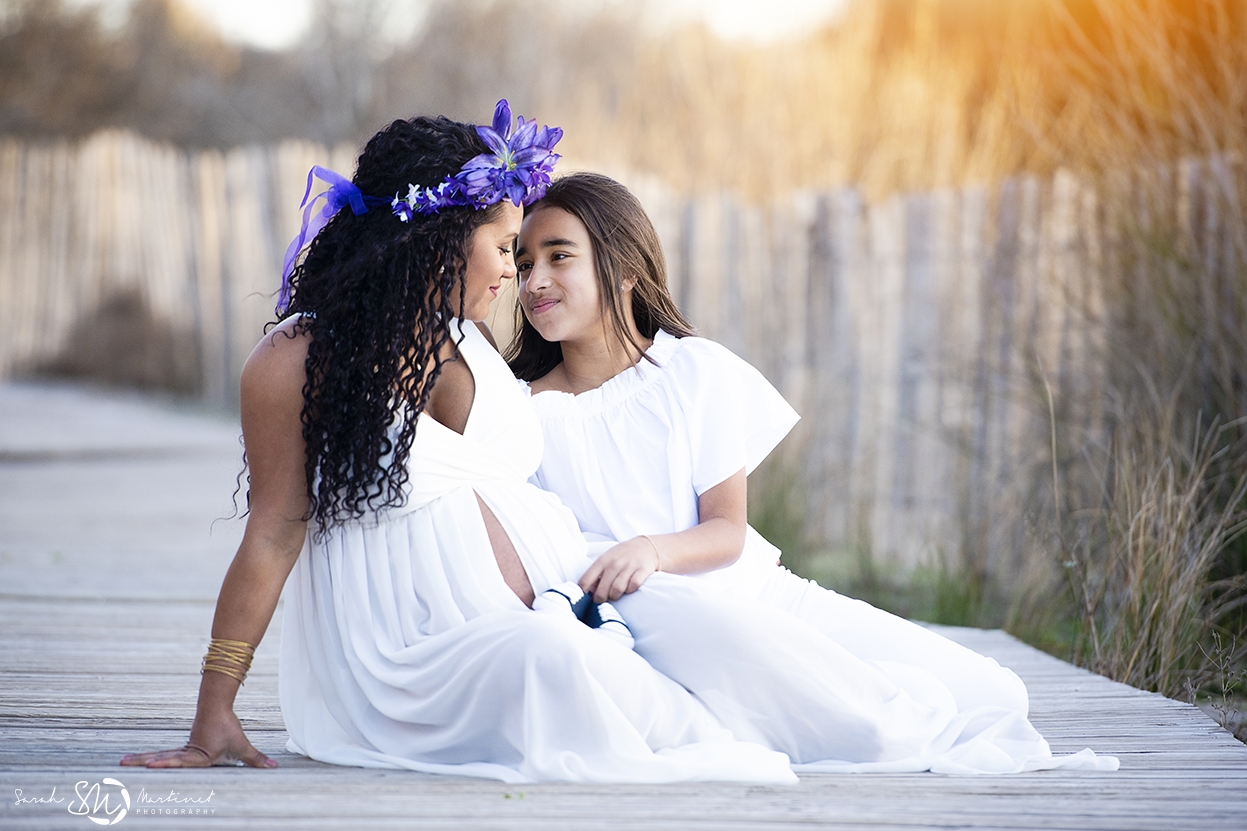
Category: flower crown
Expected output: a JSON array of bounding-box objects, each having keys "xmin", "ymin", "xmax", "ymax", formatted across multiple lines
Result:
[
  {"xmin": 391, "ymin": 99, "xmax": 562, "ymax": 220},
  {"xmin": 277, "ymin": 99, "xmax": 562, "ymax": 314}
]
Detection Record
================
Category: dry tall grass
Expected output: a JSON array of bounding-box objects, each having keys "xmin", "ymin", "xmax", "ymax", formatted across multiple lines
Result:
[
  {"xmin": 1043, "ymin": 166, "xmax": 1247, "ymax": 726},
  {"xmin": 1057, "ymin": 408, "xmax": 1247, "ymax": 698},
  {"xmin": 571, "ymin": 0, "xmax": 1247, "ymax": 197}
]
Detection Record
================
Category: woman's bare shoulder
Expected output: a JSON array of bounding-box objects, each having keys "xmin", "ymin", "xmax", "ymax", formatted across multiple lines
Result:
[{"xmin": 242, "ymin": 318, "xmax": 310, "ymax": 410}]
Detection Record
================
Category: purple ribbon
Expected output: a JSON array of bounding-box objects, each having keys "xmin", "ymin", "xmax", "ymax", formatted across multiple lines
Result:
[{"xmin": 277, "ymin": 166, "xmax": 388, "ymax": 314}]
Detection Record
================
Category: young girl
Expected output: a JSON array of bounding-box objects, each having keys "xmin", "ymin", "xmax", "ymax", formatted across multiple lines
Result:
[
  {"xmin": 510, "ymin": 172, "xmax": 1118, "ymax": 774},
  {"xmin": 120, "ymin": 107, "xmax": 793, "ymax": 784}
]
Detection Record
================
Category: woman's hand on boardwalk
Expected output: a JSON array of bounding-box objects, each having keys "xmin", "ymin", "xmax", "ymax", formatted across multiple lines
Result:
[
  {"xmin": 580, "ymin": 537, "xmax": 661, "ymax": 602},
  {"xmin": 121, "ymin": 327, "xmax": 308, "ymax": 773},
  {"xmin": 120, "ymin": 708, "xmax": 276, "ymax": 769}
]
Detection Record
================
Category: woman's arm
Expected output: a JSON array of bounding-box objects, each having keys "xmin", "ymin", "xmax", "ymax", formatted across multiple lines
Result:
[
  {"xmin": 579, "ymin": 467, "xmax": 747, "ymax": 602},
  {"xmin": 121, "ymin": 322, "xmax": 311, "ymax": 768}
]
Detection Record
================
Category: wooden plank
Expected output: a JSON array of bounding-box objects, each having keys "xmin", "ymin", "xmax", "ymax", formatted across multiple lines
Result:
[
  {"xmin": 2, "ymin": 381, "xmax": 1245, "ymax": 831},
  {"xmin": 192, "ymin": 149, "xmax": 230, "ymax": 408},
  {"xmin": 865, "ymin": 195, "xmax": 906, "ymax": 565},
  {"xmin": 0, "ymin": 141, "xmax": 23, "ymax": 376},
  {"xmin": 39, "ymin": 143, "xmax": 75, "ymax": 361},
  {"xmin": 14, "ymin": 141, "xmax": 44, "ymax": 369},
  {"xmin": 683, "ymin": 193, "xmax": 728, "ymax": 343},
  {"xmin": 735, "ymin": 200, "xmax": 772, "ymax": 373},
  {"xmin": 222, "ymin": 146, "xmax": 274, "ymax": 398},
  {"xmin": 774, "ymin": 192, "xmax": 817, "ymax": 415},
  {"xmin": 800, "ymin": 192, "xmax": 847, "ymax": 545}
]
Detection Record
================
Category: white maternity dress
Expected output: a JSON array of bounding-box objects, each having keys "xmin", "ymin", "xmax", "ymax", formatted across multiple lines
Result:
[
  {"xmin": 526, "ymin": 331, "xmax": 1118, "ymax": 774},
  {"xmin": 279, "ymin": 321, "xmax": 795, "ymax": 784}
]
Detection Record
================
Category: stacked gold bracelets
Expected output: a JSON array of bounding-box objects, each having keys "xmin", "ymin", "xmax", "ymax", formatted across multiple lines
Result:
[{"xmin": 201, "ymin": 638, "xmax": 256, "ymax": 685}]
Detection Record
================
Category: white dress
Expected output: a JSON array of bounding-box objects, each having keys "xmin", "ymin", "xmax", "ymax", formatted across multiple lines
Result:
[
  {"xmin": 526, "ymin": 332, "xmax": 1118, "ymax": 774},
  {"xmin": 279, "ymin": 321, "xmax": 795, "ymax": 784}
]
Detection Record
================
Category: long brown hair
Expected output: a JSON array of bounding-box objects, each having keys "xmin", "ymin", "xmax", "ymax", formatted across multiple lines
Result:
[{"xmin": 505, "ymin": 172, "xmax": 695, "ymax": 381}]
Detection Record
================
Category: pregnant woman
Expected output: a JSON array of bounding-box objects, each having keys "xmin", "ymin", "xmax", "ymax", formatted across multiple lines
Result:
[
  {"xmin": 120, "ymin": 105, "xmax": 793, "ymax": 784},
  {"xmin": 510, "ymin": 172, "xmax": 1118, "ymax": 774}
]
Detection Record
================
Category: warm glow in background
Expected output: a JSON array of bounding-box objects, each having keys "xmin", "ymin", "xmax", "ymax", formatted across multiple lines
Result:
[{"xmin": 9, "ymin": 0, "xmax": 1245, "ymax": 200}]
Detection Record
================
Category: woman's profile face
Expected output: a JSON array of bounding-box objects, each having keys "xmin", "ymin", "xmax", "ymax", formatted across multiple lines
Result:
[
  {"xmin": 461, "ymin": 202, "xmax": 522, "ymax": 322},
  {"xmin": 515, "ymin": 205, "xmax": 602, "ymax": 344}
]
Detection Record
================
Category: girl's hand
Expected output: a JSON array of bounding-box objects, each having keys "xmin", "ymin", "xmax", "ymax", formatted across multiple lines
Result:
[
  {"xmin": 580, "ymin": 537, "xmax": 661, "ymax": 602},
  {"xmin": 120, "ymin": 708, "xmax": 276, "ymax": 769}
]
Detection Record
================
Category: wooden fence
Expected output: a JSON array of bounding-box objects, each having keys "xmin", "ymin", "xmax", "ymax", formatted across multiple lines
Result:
[
  {"xmin": 0, "ymin": 132, "xmax": 357, "ymax": 405},
  {"xmin": 1, "ymin": 131, "xmax": 1241, "ymax": 573}
]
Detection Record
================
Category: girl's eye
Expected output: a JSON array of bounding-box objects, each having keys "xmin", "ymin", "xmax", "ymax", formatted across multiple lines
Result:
[{"xmin": 516, "ymin": 262, "xmax": 532, "ymax": 274}]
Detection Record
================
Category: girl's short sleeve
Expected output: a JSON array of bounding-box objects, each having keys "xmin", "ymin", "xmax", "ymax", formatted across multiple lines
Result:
[{"xmin": 664, "ymin": 338, "xmax": 800, "ymax": 496}]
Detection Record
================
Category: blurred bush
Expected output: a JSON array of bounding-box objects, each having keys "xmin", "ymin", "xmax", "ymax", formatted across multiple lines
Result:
[{"xmin": 35, "ymin": 287, "xmax": 200, "ymax": 393}]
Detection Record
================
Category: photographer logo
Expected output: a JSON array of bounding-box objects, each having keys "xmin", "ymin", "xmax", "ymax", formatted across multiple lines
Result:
[{"xmin": 67, "ymin": 778, "xmax": 129, "ymax": 825}]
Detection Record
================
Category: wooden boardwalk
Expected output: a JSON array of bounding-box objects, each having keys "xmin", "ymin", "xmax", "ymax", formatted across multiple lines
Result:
[{"xmin": 1, "ymin": 380, "xmax": 1245, "ymax": 830}]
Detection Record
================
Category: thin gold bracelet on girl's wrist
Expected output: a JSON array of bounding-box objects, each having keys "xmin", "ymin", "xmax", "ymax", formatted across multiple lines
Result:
[{"xmin": 639, "ymin": 534, "xmax": 662, "ymax": 572}]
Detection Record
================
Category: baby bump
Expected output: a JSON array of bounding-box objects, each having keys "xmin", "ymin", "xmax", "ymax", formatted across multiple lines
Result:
[
  {"xmin": 302, "ymin": 481, "xmax": 586, "ymax": 644},
  {"xmin": 473, "ymin": 480, "xmax": 589, "ymax": 594},
  {"xmin": 297, "ymin": 487, "xmax": 521, "ymax": 645}
]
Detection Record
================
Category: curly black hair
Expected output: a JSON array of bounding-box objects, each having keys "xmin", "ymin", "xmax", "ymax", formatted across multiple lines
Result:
[{"xmin": 278, "ymin": 115, "xmax": 506, "ymax": 535}]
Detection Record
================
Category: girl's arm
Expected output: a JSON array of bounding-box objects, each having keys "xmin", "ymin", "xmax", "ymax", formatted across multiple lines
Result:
[
  {"xmin": 579, "ymin": 467, "xmax": 746, "ymax": 603},
  {"xmin": 121, "ymin": 322, "xmax": 311, "ymax": 769}
]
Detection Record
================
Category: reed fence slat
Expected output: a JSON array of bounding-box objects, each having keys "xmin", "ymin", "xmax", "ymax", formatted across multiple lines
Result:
[{"xmin": 1, "ymin": 131, "xmax": 1241, "ymax": 573}]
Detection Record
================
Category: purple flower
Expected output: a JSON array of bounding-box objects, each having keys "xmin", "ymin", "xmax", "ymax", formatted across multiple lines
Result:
[
  {"xmin": 389, "ymin": 99, "xmax": 562, "ymax": 218},
  {"xmin": 456, "ymin": 100, "xmax": 563, "ymax": 207},
  {"xmin": 391, "ymin": 193, "xmax": 414, "ymax": 222}
]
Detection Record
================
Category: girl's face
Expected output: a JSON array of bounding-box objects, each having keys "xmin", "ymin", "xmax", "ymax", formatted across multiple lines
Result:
[
  {"xmin": 516, "ymin": 206, "xmax": 603, "ymax": 344},
  {"xmin": 461, "ymin": 202, "xmax": 522, "ymax": 321}
]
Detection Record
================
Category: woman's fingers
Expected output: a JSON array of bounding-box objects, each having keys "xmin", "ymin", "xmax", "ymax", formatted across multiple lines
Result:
[
  {"xmin": 118, "ymin": 752, "xmax": 156, "ymax": 766},
  {"xmin": 240, "ymin": 743, "xmax": 278, "ymax": 769},
  {"xmin": 119, "ymin": 733, "xmax": 273, "ymax": 763},
  {"xmin": 120, "ymin": 742, "xmax": 274, "ymax": 769},
  {"xmin": 120, "ymin": 746, "xmax": 213, "ymax": 768},
  {"xmin": 119, "ymin": 749, "xmax": 194, "ymax": 766},
  {"xmin": 145, "ymin": 748, "xmax": 207, "ymax": 763}
]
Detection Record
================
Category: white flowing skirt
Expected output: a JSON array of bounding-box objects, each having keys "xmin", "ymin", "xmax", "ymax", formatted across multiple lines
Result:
[
  {"xmin": 279, "ymin": 482, "xmax": 795, "ymax": 784},
  {"xmin": 614, "ymin": 566, "xmax": 1119, "ymax": 775}
]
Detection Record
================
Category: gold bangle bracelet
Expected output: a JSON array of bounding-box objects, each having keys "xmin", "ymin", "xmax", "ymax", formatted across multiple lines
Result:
[
  {"xmin": 639, "ymin": 534, "xmax": 662, "ymax": 572},
  {"xmin": 201, "ymin": 638, "xmax": 256, "ymax": 686},
  {"xmin": 202, "ymin": 663, "xmax": 248, "ymax": 685}
]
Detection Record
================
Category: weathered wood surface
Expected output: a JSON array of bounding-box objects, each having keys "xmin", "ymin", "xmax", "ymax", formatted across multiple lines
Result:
[
  {"xmin": 5, "ymin": 133, "xmax": 1243, "ymax": 573},
  {"xmin": 1, "ymin": 381, "xmax": 1245, "ymax": 829}
]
